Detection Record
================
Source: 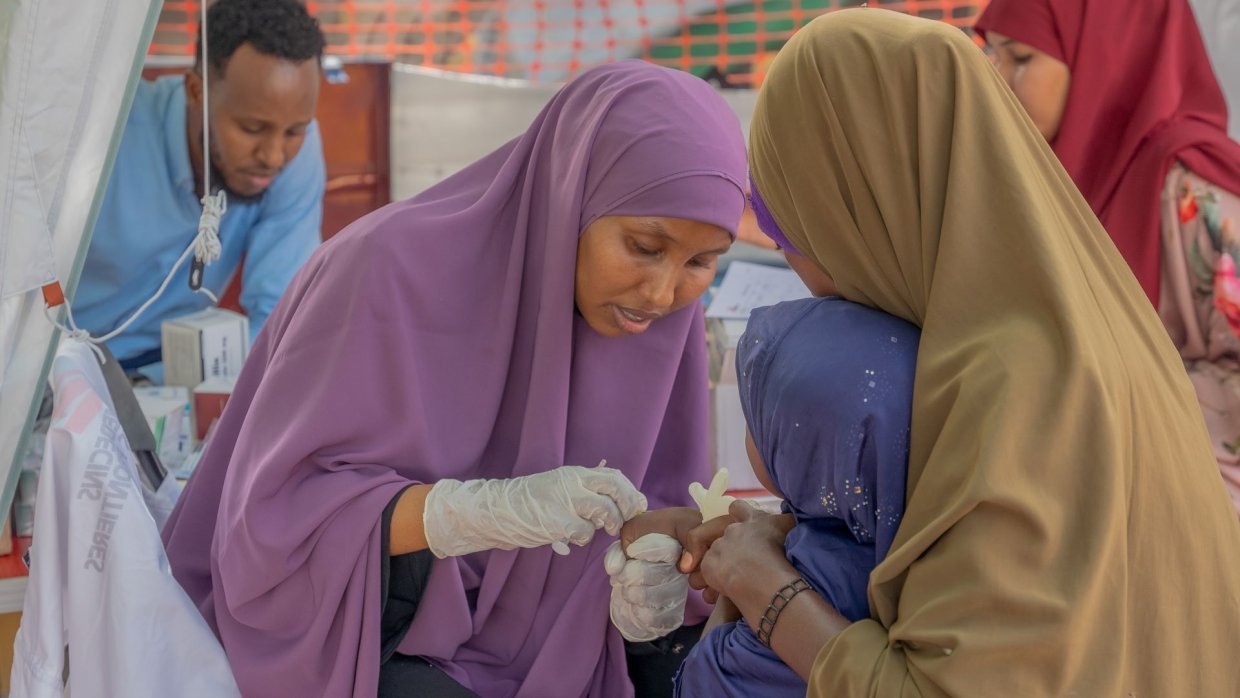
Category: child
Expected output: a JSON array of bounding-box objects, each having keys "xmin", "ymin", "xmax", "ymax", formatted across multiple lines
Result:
[{"xmin": 674, "ymin": 296, "xmax": 919, "ymax": 697}]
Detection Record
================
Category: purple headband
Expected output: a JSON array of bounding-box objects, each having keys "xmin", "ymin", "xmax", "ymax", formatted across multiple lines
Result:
[{"xmin": 748, "ymin": 174, "xmax": 800, "ymax": 255}]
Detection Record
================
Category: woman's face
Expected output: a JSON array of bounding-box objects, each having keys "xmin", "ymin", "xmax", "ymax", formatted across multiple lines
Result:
[
  {"xmin": 784, "ymin": 249, "xmax": 839, "ymax": 297},
  {"xmin": 985, "ymin": 32, "xmax": 1071, "ymax": 142},
  {"xmin": 575, "ymin": 216, "xmax": 732, "ymax": 337}
]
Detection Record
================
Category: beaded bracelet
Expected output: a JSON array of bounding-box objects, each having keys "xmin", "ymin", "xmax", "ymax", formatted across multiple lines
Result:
[{"xmin": 756, "ymin": 577, "xmax": 813, "ymax": 648}]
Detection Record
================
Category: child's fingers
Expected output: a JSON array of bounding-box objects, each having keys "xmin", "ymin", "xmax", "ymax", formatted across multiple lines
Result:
[
  {"xmin": 728, "ymin": 498, "xmax": 759, "ymax": 522},
  {"xmin": 687, "ymin": 569, "xmax": 708, "ymax": 591},
  {"xmin": 679, "ymin": 515, "xmax": 732, "ymax": 573}
]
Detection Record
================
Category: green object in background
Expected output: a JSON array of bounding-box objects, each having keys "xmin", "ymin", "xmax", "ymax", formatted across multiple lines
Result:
[
  {"xmin": 645, "ymin": 0, "xmax": 848, "ymax": 84},
  {"xmin": 152, "ymin": 415, "xmax": 166, "ymax": 452}
]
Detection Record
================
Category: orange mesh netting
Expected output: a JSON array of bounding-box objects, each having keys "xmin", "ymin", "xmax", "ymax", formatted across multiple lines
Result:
[{"xmin": 152, "ymin": 1, "xmax": 988, "ymax": 86}]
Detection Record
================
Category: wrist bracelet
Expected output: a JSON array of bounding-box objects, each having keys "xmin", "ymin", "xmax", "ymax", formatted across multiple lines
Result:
[{"xmin": 756, "ymin": 577, "xmax": 812, "ymax": 648}]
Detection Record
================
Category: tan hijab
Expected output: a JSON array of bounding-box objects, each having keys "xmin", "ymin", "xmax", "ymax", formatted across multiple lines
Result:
[{"xmin": 750, "ymin": 9, "xmax": 1240, "ymax": 696}]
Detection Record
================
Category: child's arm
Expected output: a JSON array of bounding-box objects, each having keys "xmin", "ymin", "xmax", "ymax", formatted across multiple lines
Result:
[
  {"xmin": 619, "ymin": 507, "xmax": 704, "ymax": 552},
  {"xmin": 703, "ymin": 595, "xmax": 742, "ymax": 635}
]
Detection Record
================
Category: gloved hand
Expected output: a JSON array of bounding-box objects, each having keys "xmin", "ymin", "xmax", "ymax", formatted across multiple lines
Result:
[
  {"xmin": 423, "ymin": 464, "xmax": 647, "ymax": 558},
  {"xmin": 605, "ymin": 533, "xmax": 689, "ymax": 642}
]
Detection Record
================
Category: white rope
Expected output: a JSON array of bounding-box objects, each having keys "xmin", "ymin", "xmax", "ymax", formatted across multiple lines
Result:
[
  {"xmin": 41, "ymin": 2, "xmax": 223, "ymax": 360},
  {"xmin": 194, "ymin": 0, "xmax": 226, "ymax": 274},
  {"xmin": 201, "ymin": 0, "xmax": 211, "ymax": 196},
  {"xmin": 43, "ymin": 306, "xmax": 106, "ymax": 364},
  {"xmin": 195, "ymin": 190, "xmax": 226, "ymax": 267},
  {"xmin": 43, "ymin": 236, "xmax": 217, "ymax": 364}
]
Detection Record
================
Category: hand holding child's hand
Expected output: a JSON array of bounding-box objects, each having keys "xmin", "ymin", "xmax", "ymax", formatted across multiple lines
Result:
[
  {"xmin": 605, "ymin": 506, "xmax": 719, "ymax": 642},
  {"xmin": 696, "ymin": 500, "xmax": 797, "ymax": 607},
  {"xmin": 605, "ymin": 533, "xmax": 689, "ymax": 642}
]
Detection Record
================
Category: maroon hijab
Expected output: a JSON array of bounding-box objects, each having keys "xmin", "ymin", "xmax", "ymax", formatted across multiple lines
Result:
[{"xmin": 977, "ymin": 0, "xmax": 1240, "ymax": 304}]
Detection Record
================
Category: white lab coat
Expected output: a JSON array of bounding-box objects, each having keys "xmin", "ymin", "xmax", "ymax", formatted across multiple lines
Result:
[
  {"xmin": 1189, "ymin": 0, "xmax": 1240, "ymax": 140},
  {"xmin": 10, "ymin": 339, "xmax": 239, "ymax": 698}
]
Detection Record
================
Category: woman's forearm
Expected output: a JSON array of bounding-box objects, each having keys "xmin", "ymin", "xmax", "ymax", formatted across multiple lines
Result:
[
  {"xmin": 729, "ymin": 560, "xmax": 851, "ymax": 680},
  {"xmin": 766, "ymin": 589, "xmax": 850, "ymax": 679},
  {"xmin": 389, "ymin": 484, "xmax": 435, "ymax": 555}
]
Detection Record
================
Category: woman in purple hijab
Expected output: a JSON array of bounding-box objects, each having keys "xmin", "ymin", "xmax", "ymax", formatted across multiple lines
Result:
[
  {"xmin": 672, "ymin": 296, "xmax": 918, "ymax": 697},
  {"xmin": 161, "ymin": 60, "xmax": 747, "ymax": 697}
]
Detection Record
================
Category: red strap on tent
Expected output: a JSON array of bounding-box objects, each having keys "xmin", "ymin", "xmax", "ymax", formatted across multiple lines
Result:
[{"xmin": 42, "ymin": 282, "xmax": 66, "ymax": 308}]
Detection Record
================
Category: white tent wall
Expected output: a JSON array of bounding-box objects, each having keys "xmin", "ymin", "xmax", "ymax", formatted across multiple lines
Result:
[
  {"xmin": 387, "ymin": 66, "xmax": 779, "ymax": 277},
  {"xmin": 0, "ymin": 0, "xmax": 164, "ymax": 522},
  {"xmin": 1189, "ymin": 0, "xmax": 1240, "ymax": 140},
  {"xmin": 389, "ymin": 64, "xmax": 758, "ymax": 200},
  {"xmin": 390, "ymin": 67, "xmax": 559, "ymax": 199}
]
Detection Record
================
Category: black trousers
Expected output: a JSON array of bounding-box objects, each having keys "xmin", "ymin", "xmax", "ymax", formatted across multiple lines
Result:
[{"xmin": 377, "ymin": 549, "xmax": 703, "ymax": 697}]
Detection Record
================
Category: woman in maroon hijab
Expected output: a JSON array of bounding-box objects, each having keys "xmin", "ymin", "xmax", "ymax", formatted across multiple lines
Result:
[{"xmin": 978, "ymin": 0, "xmax": 1240, "ymax": 515}]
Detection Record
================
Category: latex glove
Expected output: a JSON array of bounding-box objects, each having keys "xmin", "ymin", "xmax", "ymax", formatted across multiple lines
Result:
[
  {"xmin": 605, "ymin": 533, "xmax": 688, "ymax": 642},
  {"xmin": 689, "ymin": 469, "xmax": 736, "ymax": 521},
  {"xmin": 423, "ymin": 464, "xmax": 647, "ymax": 558}
]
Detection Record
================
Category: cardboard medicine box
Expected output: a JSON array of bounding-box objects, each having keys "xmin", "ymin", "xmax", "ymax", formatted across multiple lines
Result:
[{"xmin": 161, "ymin": 308, "xmax": 249, "ymax": 390}]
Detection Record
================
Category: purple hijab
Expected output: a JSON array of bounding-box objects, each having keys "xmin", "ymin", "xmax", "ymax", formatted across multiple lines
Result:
[
  {"xmin": 748, "ymin": 176, "xmax": 799, "ymax": 254},
  {"xmin": 162, "ymin": 60, "xmax": 746, "ymax": 698},
  {"xmin": 675, "ymin": 298, "xmax": 917, "ymax": 698}
]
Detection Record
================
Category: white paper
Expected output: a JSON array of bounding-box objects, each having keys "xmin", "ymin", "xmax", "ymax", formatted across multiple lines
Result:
[
  {"xmin": 706, "ymin": 261, "xmax": 811, "ymax": 320},
  {"xmin": 133, "ymin": 386, "xmax": 189, "ymax": 424}
]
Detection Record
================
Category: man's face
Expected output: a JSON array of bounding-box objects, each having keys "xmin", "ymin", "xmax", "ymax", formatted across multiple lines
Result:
[{"xmin": 188, "ymin": 42, "xmax": 320, "ymax": 199}]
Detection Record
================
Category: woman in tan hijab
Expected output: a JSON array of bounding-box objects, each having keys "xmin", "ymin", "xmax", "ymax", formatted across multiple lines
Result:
[{"xmin": 692, "ymin": 8, "xmax": 1240, "ymax": 696}]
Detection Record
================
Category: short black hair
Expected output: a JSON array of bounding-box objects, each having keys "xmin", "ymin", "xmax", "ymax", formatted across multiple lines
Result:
[{"xmin": 194, "ymin": 0, "xmax": 326, "ymax": 75}]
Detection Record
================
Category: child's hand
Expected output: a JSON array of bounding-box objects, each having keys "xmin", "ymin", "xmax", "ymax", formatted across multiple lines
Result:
[
  {"xmin": 695, "ymin": 500, "xmax": 798, "ymax": 610},
  {"xmin": 681, "ymin": 501, "xmax": 795, "ymax": 598},
  {"xmin": 679, "ymin": 515, "xmax": 737, "ymax": 595},
  {"xmin": 620, "ymin": 507, "xmax": 703, "ymax": 552},
  {"xmin": 605, "ymin": 533, "xmax": 689, "ymax": 641}
]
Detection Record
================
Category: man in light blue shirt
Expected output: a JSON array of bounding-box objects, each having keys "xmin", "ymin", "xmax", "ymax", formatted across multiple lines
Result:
[{"xmin": 75, "ymin": 0, "xmax": 327, "ymax": 373}]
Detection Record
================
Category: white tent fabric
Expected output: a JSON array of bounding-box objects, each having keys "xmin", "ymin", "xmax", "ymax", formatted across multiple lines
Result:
[
  {"xmin": 11, "ymin": 339, "xmax": 239, "ymax": 698},
  {"xmin": 1189, "ymin": 0, "xmax": 1240, "ymax": 140},
  {"xmin": 0, "ymin": 0, "xmax": 163, "ymax": 516},
  {"xmin": 389, "ymin": 64, "xmax": 758, "ymax": 199}
]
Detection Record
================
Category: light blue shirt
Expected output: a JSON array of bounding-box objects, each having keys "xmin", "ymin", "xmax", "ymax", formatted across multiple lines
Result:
[{"xmin": 75, "ymin": 76, "xmax": 324, "ymax": 364}]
